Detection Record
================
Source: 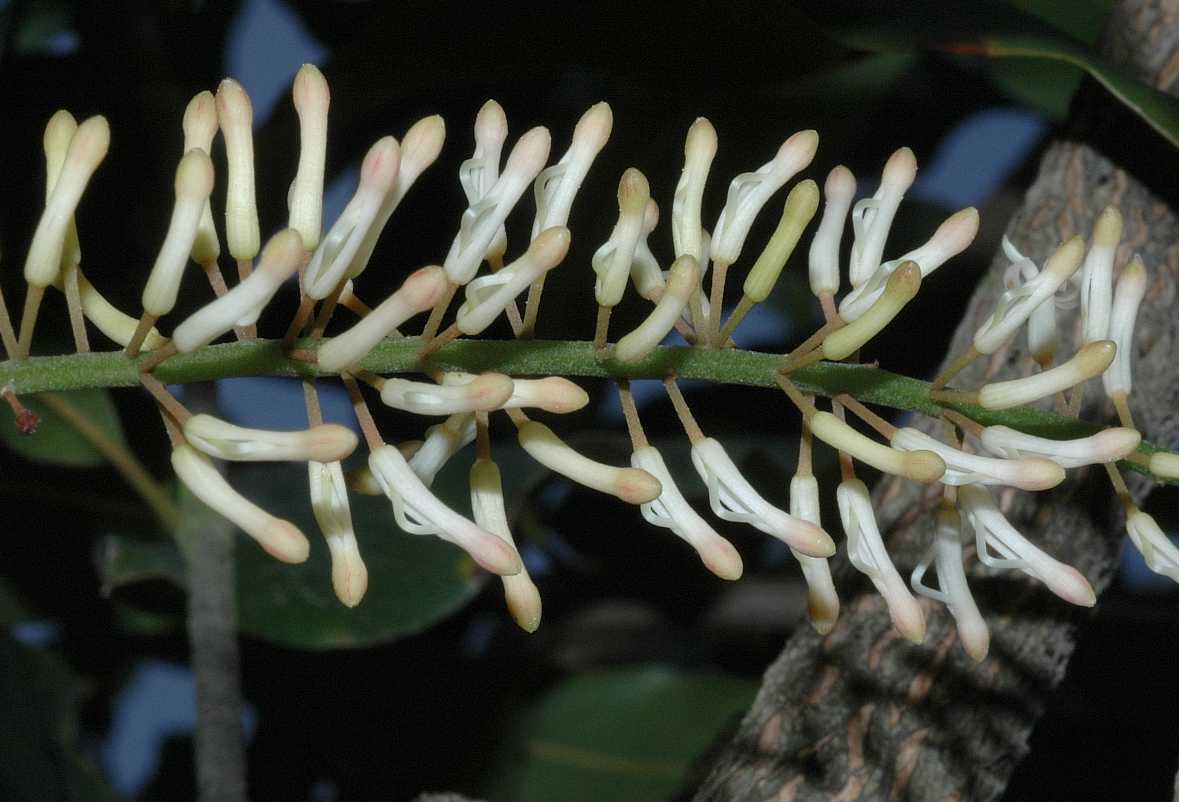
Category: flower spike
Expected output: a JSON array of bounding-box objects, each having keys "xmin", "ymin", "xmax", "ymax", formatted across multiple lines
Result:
[
  {"xmin": 317, "ymin": 265, "xmax": 448, "ymax": 372},
  {"xmin": 368, "ymin": 444, "xmax": 522, "ymax": 576},
  {"xmin": 911, "ymin": 503, "xmax": 989, "ymax": 660},
  {"xmin": 215, "ymin": 79, "xmax": 260, "ymax": 261},
  {"xmin": 171, "ymin": 444, "xmax": 310, "ymax": 563},
  {"xmin": 172, "ymin": 229, "xmax": 304, "ymax": 352},
  {"xmin": 837, "ymin": 477, "xmax": 925, "ymax": 641},
  {"xmin": 690, "ymin": 437, "xmax": 835, "ymax": 558},
  {"xmin": 456, "ymin": 226, "xmax": 570, "ymax": 335},
  {"xmin": 183, "ymin": 413, "xmax": 357, "ymax": 462},
  {"xmin": 632, "ymin": 445, "xmax": 743, "ymax": 580},
  {"xmin": 614, "ymin": 255, "xmax": 699, "ymax": 363},
  {"xmin": 710, "ymin": 129, "xmax": 819, "ymax": 266},
  {"xmin": 471, "ymin": 458, "xmax": 543, "ymax": 631},
  {"xmin": 958, "ymin": 485, "xmax": 1095, "ymax": 605},
  {"xmin": 849, "ymin": 147, "xmax": 917, "ymax": 287},
  {"xmin": 444, "ymin": 126, "xmax": 551, "ymax": 285},
  {"xmin": 308, "ymin": 459, "xmax": 368, "ymax": 607},
  {"xmin": 142, "ymin": 150, "xmax": 216, "ymax": 317},
  {"xmin": 288, "ymin": 64, "xmax": 330, "ymax": 251},
  {"xmin": 808, "ymin": 165, "xmax": 855, "ymax": 300}
]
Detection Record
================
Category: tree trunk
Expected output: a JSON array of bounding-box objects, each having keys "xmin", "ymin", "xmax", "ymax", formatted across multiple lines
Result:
[{"xmin": 688, "ymin": 2, "xmax": 1179, "ymax": 800}]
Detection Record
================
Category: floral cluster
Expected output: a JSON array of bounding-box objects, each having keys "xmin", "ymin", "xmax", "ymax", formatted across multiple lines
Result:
[{"xmin": 4, "ymin": 64, "xmax": 1178, "ymax": 658}]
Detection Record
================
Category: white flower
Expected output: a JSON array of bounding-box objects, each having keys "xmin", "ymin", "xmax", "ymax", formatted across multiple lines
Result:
[
  {"xmin": 181, "ymin": 92, "xmax": 221, "ymax": 264},
  {"xmin": 978, "ymin": 340, "xmax": 1115, "ymax": 410},
  {"xmin": 889, "ymin": 427, "xmax": 1064, "ymax": 490},
  {"xmin": 1102, "ymin": 255, "xmax": 1147, "ymax": 400},
  {"xmin": 183, "ymin": 413, "xmax": 358, "ymax": 462},
  {"xmin": 441, "ymin": 373, "xmax": 588, "ymax": 414},
  {"xmin": 444, "ymin": 127, "xmax": 551, "ymax": 285},
  {"xmin": 142, "ymin": 150, "xmax": 215, "ymax": 316},
  {"xmin": 671, "ymin": 118, "xmax": 717, "ymax": 267},
  {"xmin": 837, "ymin": 478, "xmax": 925, "ymax": 641},
  {"xmin": 409, "ymin": 413, "xmax": 476, "ymax": 486},
  {"xmin": 787, "ymin": 474, "xmax": 839, "ymax": 634},
  {"xmin": 459, "ymin": 100, "xmax": 509, "ymax": 262},
  {"xmin": 41, "ymin": 110, "xmax": 82, "ymax": 272},
  {"xmin": 631, "ymin": 445, "xmax": 743, "ymax": 580},
  {"xmin": 368, "ymin": 444, "xmax": 521, "ymax": 576},
  {"xmin": 301, "ymin": 137, "xmax": 401, "ymax": 300},
  {"xmin": 172, "ymin": 230, "xmax": 304, "ymax": 352},
  {"xmin": 316, "ymin": 265, "xmax": 448, "ymax": 372},
  {"xmin": 1079, "ymin": 206, "xmax": 1122, "ymax": 344},
  {"xmin": 308, "ymin": 460, "xmax": 367, "ymax": 607},
  {"xmin": 288, "ymin": 64, "xmax": 330, "ymax": 251},
  {"xmin": 979, "ymin": 425, "xmax": 1140, "ymax": 469},
  {"xmin": 838, "ymin": 207, "xmax": 977, "ymax": 322},
  {"xmin": 808, "ymin": 165, "xmax": 855, "ymax": 299},
  {"xmin": 807, "ymin": 410, "xmax": 946, "ymax": 483},
  {"xmin": 470, "ymin": 458, "xmax": 543, "ymax": 632},
  {"xmin": 456, "ymin": 227, "xmax": 569, "ymax": 335},
  {"xmin": 380, "ymin": 373, "xmax": 513, "ymax": 416},
  {"xmin": 25, "ymin": 115, "xmax": 109, "ymax": 288},
  {"xmin": 690, "ymin": 437, "xmax": 834, "ymax": 557},
  {"xmin": 531, "ymin": 102, "xmax": 612, "ymax": 237},
  {"xmin": 911, "ymin": 504, "xmax": 989, "ymax": 660},
  {"xmin": 516, "ymin": 420, "xmax": 661, "ymax": 504},
  {"xmin": 592, "ymin": 168, "xmax": 650, "ymax": 307},
  {"xmin": 710, "ymin": 129, "xmax": 818, "ymax": 265},
  {"xmin": 848, "ymin": 147, "xmax": 917, "ymax": 287},
  {"xmin": 614, "ymin": 256, "xmax": 698, "ymax": 364},
  {"xmin": 171, "ymin": 444, "xmax": 310, "ymax": 563},
  {"xmin": 628, "ymin": 200, "xmax": 664, "ymax": 301},
  {"xmin": 1125, "ymin": 508, "xmax": 1179, "ymax": 582},
  {"xmin": 972, "ymin": 236, "xmax": 1084, "ymax": 355},
  {"xmin": 1000, "ymin": 239, "xmax": 1057, "ymax": 363},
  {"xmin": 216, "ymin": 79, "xmax": 260, "ymax": 260},
  {"xmin": 958, "ymin": 485, "xmax": 1095, "ymax": 605}
]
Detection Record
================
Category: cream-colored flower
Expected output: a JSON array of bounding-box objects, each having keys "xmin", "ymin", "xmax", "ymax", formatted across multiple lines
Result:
[
  {"xmin": 308, "ymin": 460, "xmax": 367, "ymax": 607},
  {"xmin": 848, "ymin": 147, "xmax": 917, "ymax": 287},
  {"xmin": 471, "ymin": 458, "xmax": 543, "ymax": 632},
  {"xmin": 911, "ymin": 504, "xmax": 989, "ymax": 660},
  {"xmin": 183, "ymin": 413, "xmax": 357, "ymax": 462}
]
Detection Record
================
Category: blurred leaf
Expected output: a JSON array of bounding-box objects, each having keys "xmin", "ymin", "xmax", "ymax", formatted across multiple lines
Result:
[
  {"xmin": 0, "ymin": 390, "xmax": 125, "ymax": 467},
  {"xmin": 98, "ymin": 534, "xmax": 188, "ymax": 594},
  {"xmin": 482, "ymin": 666, "xmax": 756, "ymax": 802},
  {"xmin": 0, "ymin": 637, "xmax": 116, "ymax": 801},
  {"xmin": 796, "ymin": 0, "xmax": 1179, "ymax": 149},
  {"xmin": 1005, "ymin": 0, "xmax": 1113, "ymax": 44}
]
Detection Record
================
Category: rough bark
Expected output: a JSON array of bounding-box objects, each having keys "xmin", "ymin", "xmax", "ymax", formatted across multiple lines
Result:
[{"xmin": 688, "ymin": 2, "xmax": 1179, "ymax": 801}]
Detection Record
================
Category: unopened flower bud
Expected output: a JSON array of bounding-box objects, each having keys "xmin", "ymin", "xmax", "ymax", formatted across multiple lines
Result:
[
  {"xmin": 25, "ymin": 115, "xmax": 109, "ymax": 288},
  {"xmin": 288, "ymin": 64, "xmax": 330, "ymax": 250},
  {"xmin": 743, "ymin": 179, "xmax": 819, "ymax": 303},
  {"xmin": 890, "ymin": 427, "xmax": 1064, "ymax": 490},
  {"xmin": 1149, "ymin": 451, "xmax": 1179, "ymax": 480},
  {"xmin": 471, "ymin": 458, "xmax": 543, "ymax": 631},
  {"xmin": 517, "ymin": 420, "xmax": 661, "ymax": 504},
  {"xmin": 442, "ymin": 373, "xmax": 588, "ymax": 413},
  {"xmin": 172, "ymin": 229, "xmax": 303, "ymax": 352},
  {"xmin": 808, "ymin": 165, "xmax": 855, "ymax": 298},
  {"xmin": 42, "ymin": 110, "xmax": 82, "ymax": 271},
  {"xmin": 1080, "ymin": 206, "xmax": 1122, "ymax": 344},
  {"xmin": 317, "ymin": 265, "xmax": 448, "ymax": 372},
  {"xmin": 181, "ymin": 91, "xmax": 221, "ymax": 264},
  {"xmin": 1125, "ymin": 508, "xmax": 1179, "ymax": 582},
  {"xmin": 308, "ymin": 459, "xmax": 367, "ymax": 607},
  {"xmin": 216, "ymin": 79, "xmax": 260, "ymax": 260},
  {"xmin": 171, "ymin": 444, "xmax": 310, "ymax": 563},
  {"xmin": 808, "ymin": 410, "xmax": 945, "ymax": 483},
  {"xmin": 822, "ymin": 261, "xmax": 921, "ymax": 360},
  {"xmin": 979, "ymin": 340, "xmax": 1115, "ymax": 410},
  {"xmin": 75, "ymin": 274, "xmax": 168, "ymax": 349},
  {"xmin": 672, "ymin": 118, "xmax": 717, "ymax": 266},
  {"xmin": 380, "ymin": 373, "xmax": 514, "ymax": 415},
  {"xmin": 788, "ymin": 473, "xmax": 839, "ymax": 634},
  {"xmin": 711, "ymin": 130, "xmax": 818, "ymax": 265},
  {"xmin": 1103, "ymin": 255, "xmax": 1147, "ymax": 401},
  {"xmin": 142, "ymin": 150, "xmax": 216, "ymax": 317},
  {"xmin": 532, "ymin": 101, "xmax": 612, "ymax": 237},
  {"xmin": 456, "ymin": 226, "xmax": 569, "ymax": 335},
  {"xmin": 614, "ymin": 255, "xmax": 698, "ymax": 363},
  {"xmin": 184, "ymin": 413, "xmax": 357, "ymax": 462},
  {"xmin": 459, "ymin": 100, "xmax": 509, "ymax": 261},
  {"xmin": 980, "ymin": 425, "xmax": 1140, "ymax": 468},
  {"xmin": 629, "ymin": 199, "xmax": 664, "ymax": 300}
]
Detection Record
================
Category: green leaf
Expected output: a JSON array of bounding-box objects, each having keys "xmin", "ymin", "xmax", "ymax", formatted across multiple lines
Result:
[
  {"xmin": 0, "ymin": 637, "xmax": 117, "ymax": 801},
  {"xmin": 0, "ymin": 389, "xmax": 126, "ymax": 467},
  {"xmin": 98, "ymin": 534, "xmax": 188, "ymax": 593},
  {"xmin": 481, "ymin": 666, "xmax": 756, "ymax": 802},
  {"xmin": 795, "ymin": 0, "xmax": 1179, "ymax": 150}
]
